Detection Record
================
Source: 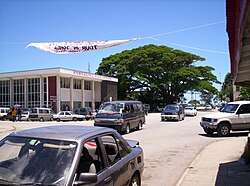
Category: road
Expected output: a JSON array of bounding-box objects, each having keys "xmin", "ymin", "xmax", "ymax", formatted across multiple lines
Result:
[{"xmin": 0, "ymin": 111, "xmax": 246, "ymax": 186}]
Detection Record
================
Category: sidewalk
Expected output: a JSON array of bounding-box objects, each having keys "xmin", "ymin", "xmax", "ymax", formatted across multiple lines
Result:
[{"xmin": 177, "ymin": 137, "xmax": 250, "ymax": 186}]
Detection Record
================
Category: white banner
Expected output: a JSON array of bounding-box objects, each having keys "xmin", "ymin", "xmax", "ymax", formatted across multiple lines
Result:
[{"xmin": 26, "ymin": 38, "xmax": 139, "ymax": 54}]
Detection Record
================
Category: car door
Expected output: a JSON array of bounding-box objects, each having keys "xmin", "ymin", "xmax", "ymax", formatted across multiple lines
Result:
[
  {"xmin": 65, "ymin": 111, "xmax": 72, "ymax": 121},
  {"xmin": 99, "ymin": 134, "xmax": 132, "ymax": 186},
  {"xmin": 236, "ymin": 104, "xmax": 250, "ymax": 129}
]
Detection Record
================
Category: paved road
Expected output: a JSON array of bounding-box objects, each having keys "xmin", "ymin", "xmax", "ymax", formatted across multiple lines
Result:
[{"xmin": 0, "ymin": 111, "xmax": 247, "ymax": 186}]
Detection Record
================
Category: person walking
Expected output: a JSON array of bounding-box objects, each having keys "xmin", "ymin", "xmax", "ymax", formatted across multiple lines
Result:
[
  {"xmin": 11, "ymin": 107, "xmax": 17, "ymax": 122},
  {"xmin": 17, "ymin": 108, "xmax": 22, "ymax": 122}
]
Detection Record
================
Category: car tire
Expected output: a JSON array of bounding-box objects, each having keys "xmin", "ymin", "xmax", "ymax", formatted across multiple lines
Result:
[
  {"xmin": 217, "ymin": 123, "xmax": 231, "ymax": 137},
  {"xmin": 204, "ymin": 129, "xmax": 214, "ymax": 135},
  {"xmin": 124, "ymin": 124, "xmax": 130, "ymax": 134},
  {"xmin": 56, "ymin": 118, "xmax": 60, "ymax": 122},
  {"xmin": 129, "ymin": 174, "xmax": 140, "ymax": 186},
  {"xmin": 137, "ymin": 121, "xmax": 143, "ymax": 130},
  {"xmin": 73, "ymin": 117, "xmax": 77, "ymax": 121},
  {"xmin": 40, "ymin": 117, "xmax": 44, "ymax": 122}
]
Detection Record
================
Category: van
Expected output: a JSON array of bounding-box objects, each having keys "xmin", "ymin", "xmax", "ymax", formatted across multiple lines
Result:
[
  {"xmin": 29, "ymin": 108, "xmax": 54, "ymax": 122},
  {"xmin": 0, "ymin": 107, "xmax": 10, "ymax": 121},
  {"xmin": 94, "ymin": 101, "xmax": 145, "ymax": 134}
]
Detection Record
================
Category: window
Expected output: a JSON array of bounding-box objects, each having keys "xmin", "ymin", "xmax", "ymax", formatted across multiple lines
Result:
[
  {"xmin": 73, "ymin": 79, "xmax": 81, "ymax": 89},
  {"xmin": 60, "ymin": 78, "xmax": 70, "ymax": 88},
  {"xmin": 0, "ymin": 80, "xmax": 10, "ymax": 107},
  {"xmin": 76, "ymin": 138, "xmax": 104, "ymax": 178},
  {"xmin": 14, "ymin": 79, "xmax": 25, "ymax": 107},
  {"xmin": 27, "ymin": 78, "xmax": 40, "ymax": 108},
  {"xmin": 84, "ymin": 81, "xmax": 92, "ymax": 90},
  {"xmin": 238, "ymin": 104, "xmax": 250, "ymax": 114},
  {"xmin": 100, "ymin": 135, "xmax": 128, "ymax": 166}
]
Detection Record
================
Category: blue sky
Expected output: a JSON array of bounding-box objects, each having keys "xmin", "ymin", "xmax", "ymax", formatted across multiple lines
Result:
[{"xmin": 0, "ymin": 0, "xmax": 229, "ymax": 95}]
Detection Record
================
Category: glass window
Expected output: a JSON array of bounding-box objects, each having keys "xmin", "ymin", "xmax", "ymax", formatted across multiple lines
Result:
[
  {"xmin": 73, "ymin": 79, "xmax": 81, "ymax": 89},
  {"xmin": 84, "ymin": 81, "xmax": 92, "ymax": 90},
  {"xmin": 27, "ymin": 78, "xmax": 40, "ymax": 108},
  {"xmin": 0, "ymin": 80, "xmax": 10, "ymax": 107},
  {"xmin": 60, "ymin": 78, "xmax": 70, "ymax": 88}
]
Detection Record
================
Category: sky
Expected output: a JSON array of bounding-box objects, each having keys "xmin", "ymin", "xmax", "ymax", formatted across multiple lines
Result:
[{"xmin": 0, "ymin": 0, "xmax": 229, "ymax": 100}]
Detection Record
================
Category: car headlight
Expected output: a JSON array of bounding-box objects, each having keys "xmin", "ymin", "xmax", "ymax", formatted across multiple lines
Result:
[
  {"xmin": 114, "ymin": 118, "xmax": 124, "ymax": 124},
  {"xmin": 212, "ymin": 118, "xmax": 218, "ymax": 122}
]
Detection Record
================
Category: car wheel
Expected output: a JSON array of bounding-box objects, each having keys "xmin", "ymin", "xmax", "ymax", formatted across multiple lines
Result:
[
  {"xmin": 129, "ymin": 174, "xmax": 140, "ymax": 186},
  {"xmin": 73, "ymin": 117, "xmax": 77, "ymax": 121},
  {"xmin": 204, "ymin": 129, "xmax": 214, "ymax": 135},
  {"xmin": 137, "ymin": 121, "xmax": 143, "ymax": 130},
  {"xmin": 56, "ymin": 118, "xmax": 60, "ymax": 122},
  {"xmin": 217, "ymin": 123, "xmax": 231, "ymax": 137},
  {"xmin": 50, "ymin": 117, "xmax": 53, "ymax": 121},
  {"xmin": 40, "ymin": 117, "xmax": 44, "ymax": 122},
  {"xmin": 125, "ymin": 124, "xmax": 130, "ymax": 134}
]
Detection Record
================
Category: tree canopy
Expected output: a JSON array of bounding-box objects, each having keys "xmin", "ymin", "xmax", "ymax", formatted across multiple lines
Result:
[{"xmin": 96, "ymin": 44, "xmax": 219, "ymax": 106}]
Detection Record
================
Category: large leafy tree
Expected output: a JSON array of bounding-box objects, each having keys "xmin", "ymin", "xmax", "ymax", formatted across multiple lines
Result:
[{"xmin": 96, "ymin": 44, "xmax": 219, "ymax": 105}]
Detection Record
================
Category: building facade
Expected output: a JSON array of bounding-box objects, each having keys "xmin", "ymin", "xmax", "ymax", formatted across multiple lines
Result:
[{"xmin": 0, "ymin": 68, "xmax": 118, "ymax": 112}]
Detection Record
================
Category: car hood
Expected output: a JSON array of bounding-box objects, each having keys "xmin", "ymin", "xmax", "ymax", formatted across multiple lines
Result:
[{"xmin": 202, "ymin": 112, "xmax": 234, "ymax": 119}]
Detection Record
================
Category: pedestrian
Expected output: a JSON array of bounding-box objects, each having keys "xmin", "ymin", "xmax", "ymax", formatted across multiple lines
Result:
[
  {"xmin": 17, "ymin": 107, "xmax": 22, "ymax": 122},
  {"xmin": 11, "ymin": 107, "xmax": 17, "ymax": 122}
]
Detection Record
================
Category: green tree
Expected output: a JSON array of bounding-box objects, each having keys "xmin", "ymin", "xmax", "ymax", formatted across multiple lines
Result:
[
  {"xmin": 220, "ymin": 72, "xmax": 233, "ymax": 101},
  {"xmin": 239, "ymin": 87, "xmax": 250, "ymax": 100},
  {"xmin": 97, "ymin": 44, "xmax": 219, "ymax": 105}
]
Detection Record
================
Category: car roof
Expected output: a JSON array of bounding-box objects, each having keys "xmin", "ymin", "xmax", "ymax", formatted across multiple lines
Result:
[
  {"xmin": 9, "ymin": 125, "xmax": 115, "ymax": 141},
  {"xmin": 103, "ymin": 101, "xmax": 142, "ymax": 104},
  {"xmin": 227, "ymin": 101, "xmax": 250, "ymax": 105}
]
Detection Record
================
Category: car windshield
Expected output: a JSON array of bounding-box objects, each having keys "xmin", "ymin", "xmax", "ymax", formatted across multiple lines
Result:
[
  {"xmin": 185, "ymin": 107, "xmax": 193, "ymax": 110},
  {"xmin": 99, "ymin": 103, "xmax": 124, "ymax": 113},
  {"xmin": 164, "ymin": 105, "xmax": 178, "ymax": 111},
  {"xmin": 0, "ymin": 136, "xmax": 77, "ymax": 185},
  {"xmin": 220, "ymin": 104, "xmax": 239, "ymax": 113}
]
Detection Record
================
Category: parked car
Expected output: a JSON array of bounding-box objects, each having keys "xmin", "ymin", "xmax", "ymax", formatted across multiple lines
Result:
[
  {"xmin": 184, "ymin": 106, "xmax": 197, "ymax": 116},
  {"xmin": 200, "ymin": 101, "xmax": 250, "ymax": 136},
  {"xmin": 161, "ymin": 104, "xmax": 185, "ymax": 121},
  {"xmin": 94, "ymin": 101, "xmax": 145, "ymax": 134},
  {"xmin": 20, "ymin": 108, "xmax": 31, "ymax": 121},
  {"xmin": 29, "ymin": 107, "xmax": 54, "ymax": 122},
  {"xmin": 205, "ymin": 105, "xmax": 212, "ymax": 110},
  {"xmin": 53, "ymin": 111, "xmax": 85, "ymax": 121},
  {"xmin": 73, "ymin": 107, "xmax": 94, "ymax": 120},
  {"xmin": 0, "ymin": 107, "xmax": 10, "ymax": 121},
  {"xmin": 0, "ymin": 125, "xmax": 144, "ymax": 186}
]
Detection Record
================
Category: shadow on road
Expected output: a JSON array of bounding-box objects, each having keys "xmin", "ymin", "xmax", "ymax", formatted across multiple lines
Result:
[
  {"xmin": 215, "ymin": 160, "xmax": 250, "ymax": 186},
  {"xmin": 199, "ymin": 132, "xmax": 249, "ymax": 138}
]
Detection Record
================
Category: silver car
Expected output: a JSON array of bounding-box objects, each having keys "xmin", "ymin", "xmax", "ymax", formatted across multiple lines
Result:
[
  {"xmin": 0, "ymin": 125, "xmax": 144, "ymax": 186},
  {"xmin": 53, "ymin": 111, "xmax": 85, "ymax": 121}
]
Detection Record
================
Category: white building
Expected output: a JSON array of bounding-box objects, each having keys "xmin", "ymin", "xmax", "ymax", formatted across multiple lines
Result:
[{"xmin": 0, "ymin": 67, "xmax": 118, "ymax": 112}]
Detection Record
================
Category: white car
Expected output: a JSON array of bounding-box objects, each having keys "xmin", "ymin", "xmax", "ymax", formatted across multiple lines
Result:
[
  {"xmin": 205, "ymin": 105, "xmax": 212, "ymax": 110},
  {"xmin": 53, "ymin": 111, "xmax": 85, "ymax": 121},
  {"xmin": 200, "ymin": 101, "xmax": 250, "ymax": 136},
  {"xmin": 184, "ymin": 107, "xmax": 197, "ymax": 116}
]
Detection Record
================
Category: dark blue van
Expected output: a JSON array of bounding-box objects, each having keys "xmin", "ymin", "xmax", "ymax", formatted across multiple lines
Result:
[{"xmin": 94, "ymin": 101, "xmax": 146, "ymax": 134}]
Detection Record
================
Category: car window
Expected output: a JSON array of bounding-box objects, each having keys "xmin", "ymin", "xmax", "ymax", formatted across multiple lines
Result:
[
  {"xmin": 0, "ymin": 136, "xmax": 76, "ymax": 185},
  {"xmin": 59, "ymin": 112, "xmax": 64, "ymax": 115},
  {"xmin": 65, "ymin": 112, "xmax": 71, "ymax": 115},
  {"xmin": 221, "ymin": 104, "xmax": 239, "ymax": 113},
  {"xmin": 238, "ymin": 104, "xmax": 250, "ymax": 114},
  {"xmin": 100, "ymin": 135, "xmax": 129, "ymax": 166},
  {"xmin": 76, "ymin": 138, "xmax": 104, "ymax": 179}
]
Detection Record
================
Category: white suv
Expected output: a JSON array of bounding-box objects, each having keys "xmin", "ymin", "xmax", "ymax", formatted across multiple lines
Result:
[{"xmin": 200, "ymin": 101, "xmax": 250, "ymax": 136}]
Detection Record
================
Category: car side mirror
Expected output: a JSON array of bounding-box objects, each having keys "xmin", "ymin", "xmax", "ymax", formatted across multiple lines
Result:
[{"xmin": 74, "ymin": 173, "xmax": 97, "ymax": 185}]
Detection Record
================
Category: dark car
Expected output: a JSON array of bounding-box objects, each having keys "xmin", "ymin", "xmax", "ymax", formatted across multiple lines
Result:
[
  {"xmin": 161, "ymin": 104, "xmax": 185, "ymax": 121},
  {"xmin": 73, "ymin": 107, "xmax": 94, "ymax": 120},
  {"xmin": 0, "ymin": 125, "xmax": 144, "ymax": 186},
  {"xmin": 94, "ymin": 101, "xmax": 145, "ymax": 134}
]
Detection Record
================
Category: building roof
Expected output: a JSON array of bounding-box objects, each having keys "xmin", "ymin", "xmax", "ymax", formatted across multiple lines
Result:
[
  {"xmin": 0, "ymin": 67, "xmax": 118, "ymax": 82},
  {"xmin": 226, "ymin": 0, "xmax": 250, "ymax": 87}
]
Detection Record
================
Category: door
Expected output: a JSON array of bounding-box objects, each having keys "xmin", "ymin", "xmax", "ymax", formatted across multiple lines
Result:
[{"xmin": 236, "ymin": 104, "xmax": 250, "ymax": 129}]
